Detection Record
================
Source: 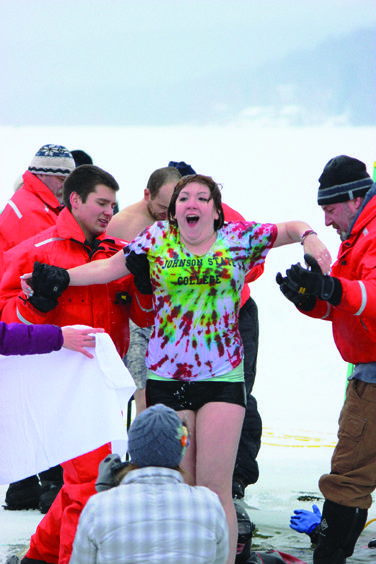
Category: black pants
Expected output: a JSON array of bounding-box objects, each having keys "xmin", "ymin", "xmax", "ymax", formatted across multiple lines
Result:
[{"xmin": 233, "ymin": 296, "xmax": 262, "ymax": 486}]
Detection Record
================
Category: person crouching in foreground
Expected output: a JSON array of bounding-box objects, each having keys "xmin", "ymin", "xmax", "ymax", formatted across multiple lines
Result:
[{"xmin": 70, "ymin": 404, "xmax": 229, "ymax": 564}]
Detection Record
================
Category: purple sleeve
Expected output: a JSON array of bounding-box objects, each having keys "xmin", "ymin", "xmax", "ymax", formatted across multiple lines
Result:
[{"xmin": 0, "ymin": 322, "xmax": 63, "ymax": 356}]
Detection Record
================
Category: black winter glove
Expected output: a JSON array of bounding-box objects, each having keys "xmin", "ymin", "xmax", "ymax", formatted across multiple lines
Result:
[
  {"xmin": 284, "ymin": 254, "xmax": 342, "ymax": 306},
  {"xmin": 28, "ymin": 293, "xmax": 59, "ymax": 313},
  {"xmin": 276, "ymin": 272, "xmax": 317, "ymax": 311},
  {"xmin": 126, "ymin": 251, "xmax": 152, "ymax": 295},
  {"xmin": 31, "ymin": 262, "xmax": 70, "ymax": 300}
]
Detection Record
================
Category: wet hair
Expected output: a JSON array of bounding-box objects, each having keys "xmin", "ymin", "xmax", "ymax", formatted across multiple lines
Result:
[
  {"xmin": 168, "ymin": 174, "xmax": 224, "ymax": 231},
  {"xmin": 63, "ymin": 164, "xmax": 119, "ymax": 211},
  {"xmin": 146, "ymin": 167, "xmax": 182, "ymax": 198}
]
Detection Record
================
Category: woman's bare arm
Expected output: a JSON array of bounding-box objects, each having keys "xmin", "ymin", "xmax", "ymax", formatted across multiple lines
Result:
[
  {"xmin": 274, "ymin": 221, "xmax": 331, "ymax": 273},
  {"xmin": 68, "ymin": 250, "xmax": 130, "ymax": 286},
  {"xmin": 20, "ymin": 250, "xmax": 130, "ymax": 296}
]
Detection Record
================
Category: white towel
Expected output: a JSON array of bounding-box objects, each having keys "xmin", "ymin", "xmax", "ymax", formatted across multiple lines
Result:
[{"xmin": 0, "ymin": 326, "xmax": 136, "ymax": 484}]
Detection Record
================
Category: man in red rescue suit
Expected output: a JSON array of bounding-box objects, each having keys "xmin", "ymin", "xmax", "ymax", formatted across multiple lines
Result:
[
  {"xmin": 276, "ymin": 155, "xmax": 375, "ymax": 564},
  {"xmin": 0, "ymin": 144, "xmax": 76, "ymax": 269},
  {"xmin": 0, "ymin": 145, "xmax": 76, "ymax": 514},
  {"xmin": 0, "ymin": 164, "xmax": 154, "ymax": 564}
]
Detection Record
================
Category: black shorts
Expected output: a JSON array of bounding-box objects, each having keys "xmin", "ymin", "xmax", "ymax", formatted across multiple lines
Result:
[{"xmin": 145, "ymin": 379, "xmax": 247, "ymax": 411}]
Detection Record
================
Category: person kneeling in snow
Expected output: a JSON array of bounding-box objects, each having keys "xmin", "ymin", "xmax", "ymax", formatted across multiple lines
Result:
[{"xmin": 70, "ymin": 404, "xmax": 229, "ymax": 564}]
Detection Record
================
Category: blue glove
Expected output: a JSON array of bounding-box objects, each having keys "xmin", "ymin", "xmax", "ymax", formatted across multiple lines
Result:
[{"xmin": 290, "ymin": 504, "xmax": 321, "ymax": 534}]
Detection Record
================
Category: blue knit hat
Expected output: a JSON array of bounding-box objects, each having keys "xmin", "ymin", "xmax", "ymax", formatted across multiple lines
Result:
[
  {"xmin": 128, "ymin": 404, "xmax": 188, "ymax": 468},
  {"xmin": 29, "ymin": 144, "xmax": 75, "ymax": 176},
  {"xmin": 317, "ymin": 155, "xmax": 372, "ymax": 205},
  {"xmin": 168, "ymin": 161, "xmax": 197, "ymax": 177}
]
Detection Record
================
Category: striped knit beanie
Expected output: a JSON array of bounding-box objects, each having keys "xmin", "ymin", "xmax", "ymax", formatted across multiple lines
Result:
[
  {"xmin": 28, "ymin": 144, "xmax": 75, "ymax": 176},
  {"xmin": 317, "ymin": 155, "xmax": 372, "ymax": 206}
]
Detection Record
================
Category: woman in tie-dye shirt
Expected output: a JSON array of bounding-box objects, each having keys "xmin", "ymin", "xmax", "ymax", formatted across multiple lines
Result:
[
  {"xmin": 54, "ymin": 174, "xmax": 331, "ymax": 564},
  {"xmin": 125, "ymin": 208, "xmax": 275, "ymax": 382}
]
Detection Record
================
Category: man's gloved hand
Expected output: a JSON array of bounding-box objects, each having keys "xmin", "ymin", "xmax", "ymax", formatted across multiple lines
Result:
[
  {"xmin": 126, "ymin": 251, "xmax": 152, "ymax": 295},
  {"xmin": 276, "ymin": 272, "xmax": 317, "ymax": 311},
  {"xmin": 31, "ymin": 262, "xmax": 70, "ymax": 300},
  {"xmin": 290, "ymin": 504, "xmax": 322, "ymax": 534},
  {"xmin": 28, "ymin": 293, "xmax": 59, "ymax": 313},
  {"xmin": 95, "ymin": 453, "xmax": 129, "ymax": 492},
  {"xmin": 284, "ymin": 254, "xmax": 342, "ymax": 306},
  {"xmin": 27, "ymin": 262, "xmax": 70, "ymax": 313}
]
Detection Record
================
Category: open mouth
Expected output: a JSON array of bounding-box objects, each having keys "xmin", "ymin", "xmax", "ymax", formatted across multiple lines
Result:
[{"xmin": 186, "ymin": 214, "xmax": 199, "ymax": 225}]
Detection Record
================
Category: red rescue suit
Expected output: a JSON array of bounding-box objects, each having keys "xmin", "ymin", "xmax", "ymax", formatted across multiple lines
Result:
[{"xmin": 0, "ymin": 207, "xmax": 153, "ymax": 564}]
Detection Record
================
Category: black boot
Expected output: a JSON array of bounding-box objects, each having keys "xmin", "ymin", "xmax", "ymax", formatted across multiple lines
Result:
[
  {"xmin": 38, "ymin": 465, "xmax": 63, "ymax": 514},
  {"xmin": 232, "ymin": 475, "xmax": 247, "ymax": 499},
  {"xmin": 21, "ymin": 557, "xmax": 53, "ymax": 564},
  {"xmin": 38, "ymin": 464, "xmax": 63, "ymax": 483},
  {"xmin": 313, "ymin": 499, "xmax": 367, "ymax": 563},
  {"xmin": 5, "ymin": 556, "xmax": 52, "ymax": 564},
  {"xmin": 38, "ymin": 481, "xmax": 63, "ymax": 514},
  {"xmin": 4, "ymin": 476, "xmax": 41, "ymax": 510}
]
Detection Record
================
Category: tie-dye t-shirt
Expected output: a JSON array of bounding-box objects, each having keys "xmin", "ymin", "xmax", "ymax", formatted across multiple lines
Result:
[{"xmin": 123, "ymin": 220, "xmax": 277, "ymax": 381}]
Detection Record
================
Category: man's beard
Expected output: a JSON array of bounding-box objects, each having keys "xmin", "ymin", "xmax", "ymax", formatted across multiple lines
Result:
[{"xmin": 147, "ymin": 201, "xmax": 162, "ymax": 221}]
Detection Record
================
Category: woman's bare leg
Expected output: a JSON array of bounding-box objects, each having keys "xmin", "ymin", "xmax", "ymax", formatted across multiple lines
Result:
[{"xmin": 196, "ymin": 402, "xmax": 245, "ymax": 564}]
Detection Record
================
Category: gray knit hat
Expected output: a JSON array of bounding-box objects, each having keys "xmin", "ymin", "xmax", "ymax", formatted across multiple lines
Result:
[
  {"xmin": 28, "ymin": 144, "xmax": 75, "ymax": 176},
  {"xmin": 317, "ymin": 155, "xmax": 372, "ymax": 206},
  {"xmin": 128, "ymin": 404, "xmax": 189, "ymax": 468}
]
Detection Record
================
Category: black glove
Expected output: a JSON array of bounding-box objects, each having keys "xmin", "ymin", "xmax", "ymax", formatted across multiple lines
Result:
[
  {"xmin": 31, "ymin": 262, "xmax": 70, "ymax": 300},
  {"xmin": 28, "ymin": 293, "xmax": 59, "ymax": 313},
  {"xmin": 95, "ymin": 453, "xmax": 129, "ymax": 492},
  {"xmin": 284, "ymin": 254, "xmax": 342, "ymax": 306},
  {"xmin": 126, "ymin": 251, "xmax": 152, "ymax": 295},
  {"xmin": 276, "ymin": 272, "xmax": 317, "ymax": 311}
]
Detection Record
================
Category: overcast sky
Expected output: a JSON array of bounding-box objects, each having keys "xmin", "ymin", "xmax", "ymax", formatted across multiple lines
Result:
[{"xmin": 1, "ymin": 0, "xmax": 375, "ymax": 125}]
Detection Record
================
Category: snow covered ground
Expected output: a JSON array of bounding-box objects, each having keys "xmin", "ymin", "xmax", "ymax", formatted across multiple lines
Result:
[
  {"xmin": 2, "ymin": 431, "xmax": 376, "ymax": 563},
  {"xmin": 247, "ymin": 434, "xmax": 376, "ymax": 562}
]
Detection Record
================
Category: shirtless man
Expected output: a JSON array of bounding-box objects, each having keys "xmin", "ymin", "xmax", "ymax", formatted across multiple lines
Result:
[{"xmin": 107, "ymin": 166, "xmax": 182, "ymax": 413}]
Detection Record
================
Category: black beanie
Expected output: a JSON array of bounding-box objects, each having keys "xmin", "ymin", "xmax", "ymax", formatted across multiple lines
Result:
[
  {"xmin": 168, "ymin": 161, "xmax": 197, "ymax": 177},
  {"xmin": 317, "ymin": 155, "xmax": 372, "ymax": 205},
  {"xmin": 71, "ymin": 150, "xmax": 93, "ymax": 167}
]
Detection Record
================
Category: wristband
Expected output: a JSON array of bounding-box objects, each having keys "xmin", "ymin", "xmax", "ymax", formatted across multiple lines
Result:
[{"xmin": 300, "ymin": 229, "xmax": 317, "ymax": 245}]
